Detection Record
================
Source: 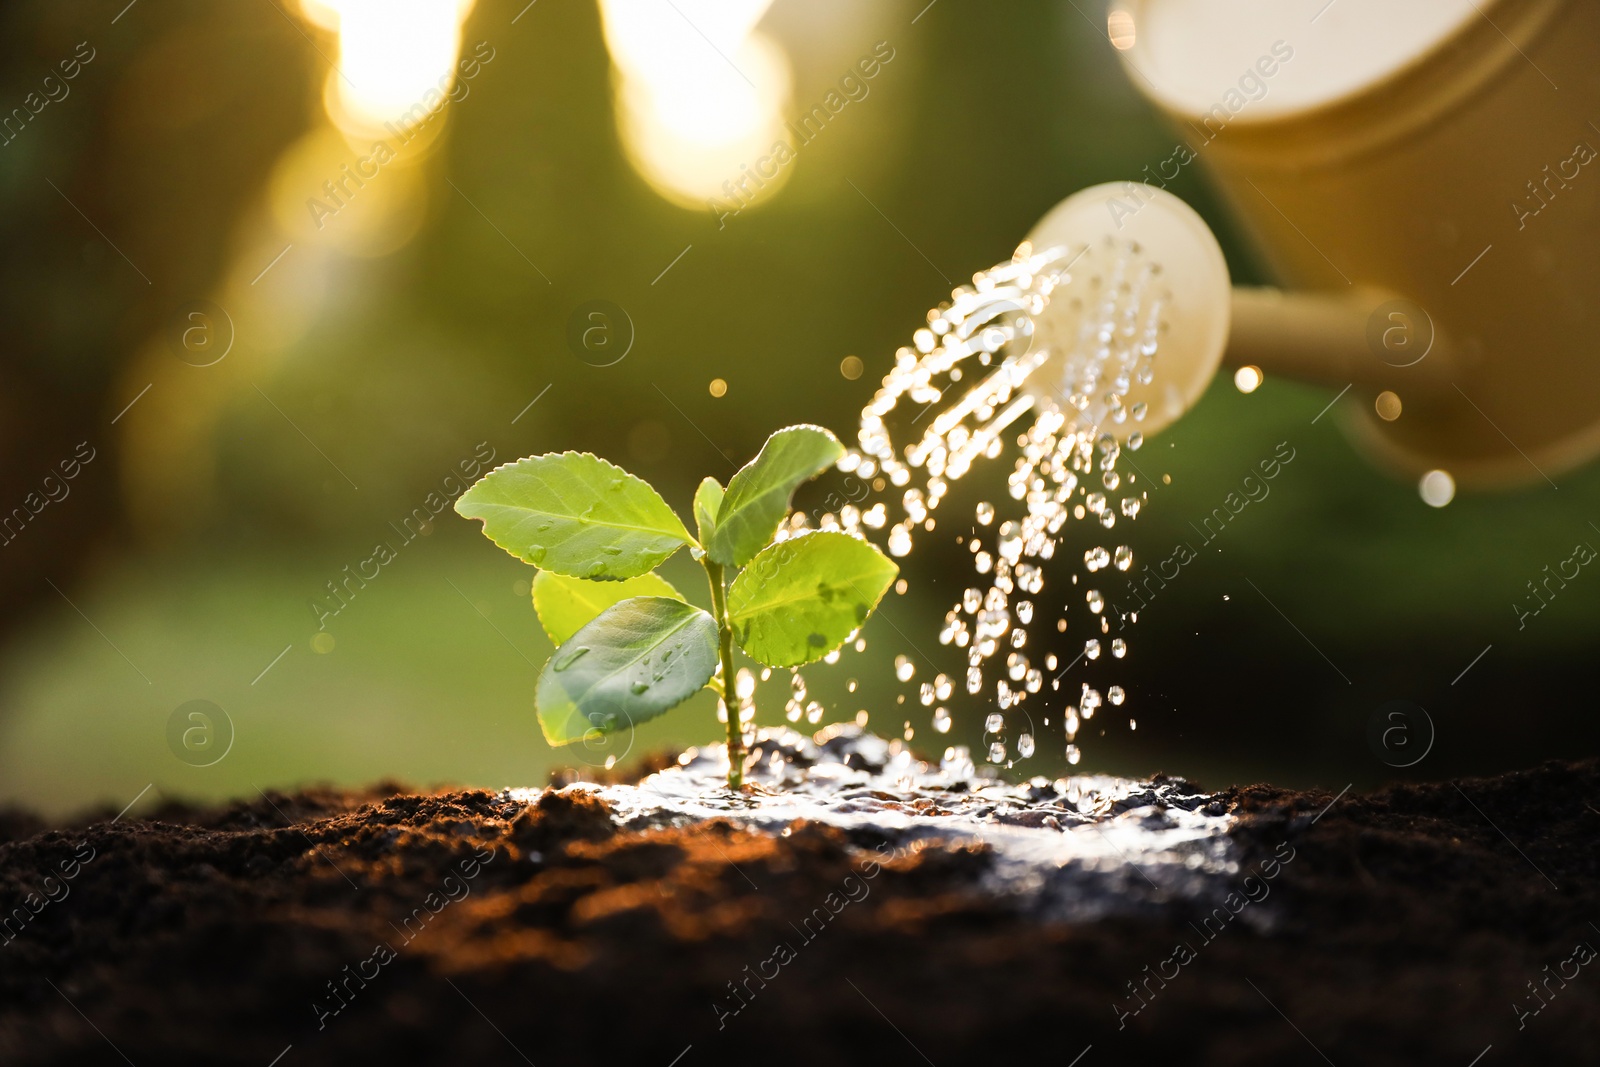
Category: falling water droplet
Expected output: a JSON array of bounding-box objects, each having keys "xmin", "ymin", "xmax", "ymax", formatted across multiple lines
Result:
[
  {"xmin": 845, "ymin": 238, "xmax": 1158, "ymax": 768},
  {"xmin": 784, "ymin": 670, "xmax": 808, "ymax": 722},
  {"xmin": 887, "ymin": 525, "xmax": 914, "ymax": 557}
]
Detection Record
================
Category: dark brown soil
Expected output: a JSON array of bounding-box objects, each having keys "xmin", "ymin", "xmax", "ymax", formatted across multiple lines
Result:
[{"xmin": 2, "ymin": 760, "xmax": 1596, "ymax": 1066}]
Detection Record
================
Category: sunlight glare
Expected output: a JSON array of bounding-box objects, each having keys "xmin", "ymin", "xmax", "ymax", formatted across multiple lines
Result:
[
  {"xmin": 310, "ymin": 0, "xmax": 477, "ymax": 139},
  {"xmin": 599, "ymin": 0, "xmax": 792, "ymax": 210}
]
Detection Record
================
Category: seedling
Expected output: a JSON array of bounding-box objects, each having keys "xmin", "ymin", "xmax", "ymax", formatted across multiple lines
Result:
[{"xmin": 454, "ymin": 425, "xmax": 898, "ymax": 788}]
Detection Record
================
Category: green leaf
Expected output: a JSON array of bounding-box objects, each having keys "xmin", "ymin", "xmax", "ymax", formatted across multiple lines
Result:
[
  {"xmin": 535, "ymin": 597, "xmax": 718, "ymax": 746},
  {"xmin": 726, "ymin": 530, "xmax": 898, "ymax": 667},
  {"xmin": 532, "ymin": 570, "xmax": 684, "ymax": 645},
  {"xmin": 454, "ymin": 452, "xmax": 695, "ymax": 580},
  {"xmin": 707, "ymin": 425, "xmax": 844, "ymax": 566},
  {"xmin": 693, "ymin": 476, "xmax": 723, "ymax": 548}
]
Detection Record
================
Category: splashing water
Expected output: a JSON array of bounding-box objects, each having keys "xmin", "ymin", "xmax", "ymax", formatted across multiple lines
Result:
[
  {"xmin": 524, "ymin": 724, "xmax": 1238, "ymax": 922},
  {"xmin": 789, "ymin": 235, "xmax": 1170, "ymax": 767}
]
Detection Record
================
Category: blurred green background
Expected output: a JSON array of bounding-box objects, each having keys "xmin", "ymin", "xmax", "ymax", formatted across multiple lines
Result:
[{"xmin": 3, "ymin": 0, "xmax": 1597, "ymax": 818}]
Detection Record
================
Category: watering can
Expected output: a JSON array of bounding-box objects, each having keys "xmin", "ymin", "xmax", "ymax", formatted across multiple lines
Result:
[{"xmin": 1023, "ymin": 0, "xmax": 1599, "ymax": 488}]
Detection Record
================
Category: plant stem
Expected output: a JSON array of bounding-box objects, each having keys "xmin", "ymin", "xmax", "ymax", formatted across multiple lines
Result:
[{"xmin": 703, "ymin": 559, "xmax": 743, "ymax": 789}]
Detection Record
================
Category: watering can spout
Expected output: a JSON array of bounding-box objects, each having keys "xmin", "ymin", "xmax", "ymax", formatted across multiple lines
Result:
[
  {"xmin": 1072, "ymin": 0, "xmax": 1600, "ymax": 488},
  {"xmin": 1224, "ymin": 287, "xmax": 1459, "ymax": 398},
  {"xmin": 1023, "ymin": 184, "xmax": 1462, "ymax": 447}
]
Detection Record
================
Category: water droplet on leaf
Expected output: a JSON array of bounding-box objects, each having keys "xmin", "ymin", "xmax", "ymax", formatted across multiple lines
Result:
[{"xmin": 552, "ymin": 646, "xmax": 589, "ymax": 671}]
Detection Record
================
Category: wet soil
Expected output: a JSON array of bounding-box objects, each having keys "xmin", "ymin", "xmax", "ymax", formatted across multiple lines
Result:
[{"xmin": 1, "ymin": 754, "xmax": 1596, "ymax": 1066}]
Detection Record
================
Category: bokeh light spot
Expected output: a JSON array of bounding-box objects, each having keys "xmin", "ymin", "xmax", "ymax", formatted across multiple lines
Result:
[
  {"xmin": 1375, "ymin": 390, "xmax": 1402, "ymax": 421},
  {"xmin": 1419, "ymin": 469, "xmax": 1456, "ymax": 508},
  {"xmin": 1107, "ymin": 9, "xmax": 1137, "ymax": 50}
]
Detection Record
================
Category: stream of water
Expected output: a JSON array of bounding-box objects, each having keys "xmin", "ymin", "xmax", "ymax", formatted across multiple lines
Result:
[{"xmin": 763, "ymin": 235, "xmax": 1167, "ymax": 771}]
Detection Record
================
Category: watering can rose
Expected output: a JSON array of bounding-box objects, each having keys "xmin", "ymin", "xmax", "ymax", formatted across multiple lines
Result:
[{"xmin": 453, "ymin": 425, "xmax": 896, "ymax": 787}]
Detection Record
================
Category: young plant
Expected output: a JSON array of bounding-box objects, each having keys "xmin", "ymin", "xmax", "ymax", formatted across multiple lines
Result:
[{"xmin": 453, "ymin": 425, "xmax": 898, "ymax": 788}]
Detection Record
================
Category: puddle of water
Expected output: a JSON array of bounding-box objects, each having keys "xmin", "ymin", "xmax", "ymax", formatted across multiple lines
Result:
[{"xmin": 511, "ymin": 725, "xmax": 1238, "ymax": 922}]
